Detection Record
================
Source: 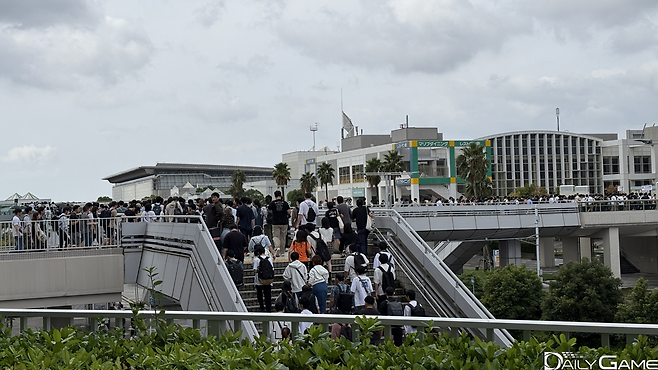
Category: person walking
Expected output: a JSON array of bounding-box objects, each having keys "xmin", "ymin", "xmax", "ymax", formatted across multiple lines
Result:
[
  {"xmin": 289, "ymin": 229, "xmax": 311, "ymax": 267},
  {"xmin": 351, "ymin": 199, "xmax": 372, "ymax": 255},
  {"xmin": 253, "ymin": 245, "xmax": 274, "ymax": 312},
  {"xmin": 283, "ymin": 252, "xmax": 307, "ymax": 298},
  {"xmin": 308, "ymin": 255, "xmax": 330, "ymax": 313},
  {"xmin": 268, "ymin": 190, "xmax": 291, "ymax": 256}
]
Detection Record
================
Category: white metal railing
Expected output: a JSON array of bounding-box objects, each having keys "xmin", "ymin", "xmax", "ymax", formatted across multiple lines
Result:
[
  {"xmin": 0, "ymin": 309, "xmax": 655, "ymax": 347},
  {"xmin": 0, "ymin": 215, "xmax": 204, "ymax": 254},
  {"xmin": 577, "ymin": 198, "xmax": 658, "ymax": 212},
  {"xmin": 378, "ymin": 204, "xmax": 579, "ymax": 218}
]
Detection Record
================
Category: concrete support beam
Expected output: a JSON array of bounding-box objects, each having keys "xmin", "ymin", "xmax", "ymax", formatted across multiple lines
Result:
[
  {"xmin": 539, "ymin": 237, "xmax": 555, "ymax": 268},
  {"xmin": 499, "ymin": 240, "xmax": 522, "ymax": 267},
  {"xmin": 602, "ymin": 227, "xmax": 621, "ymax": 278},
  {"xmin": 562, "ymin": 237, "xmax": 579, "ymax": 265},
  {"xmin": 579, "ymin": 237, "xmax": 592, "ymax": 262}
]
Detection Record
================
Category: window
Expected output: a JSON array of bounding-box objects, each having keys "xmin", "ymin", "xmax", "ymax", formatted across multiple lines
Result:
[
  {"xmin": 634, "ymin": 156, "xmax": 651, "ymax": 173},
  {"xmin": 339, "ymin": 167, "xmax": 350, "ymax": 184},
  {"xmin": 352, "ymin": 164, "xmax": 364, "ymax": 183},
  {"xmin": 603, "ymin": 156, "xmax": 619, "ymax": 175}
]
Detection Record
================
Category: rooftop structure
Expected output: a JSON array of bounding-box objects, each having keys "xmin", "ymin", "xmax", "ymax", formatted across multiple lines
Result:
[{"xmin": 104, "ymin": 163, "xmax": 273, "ymax": 201}]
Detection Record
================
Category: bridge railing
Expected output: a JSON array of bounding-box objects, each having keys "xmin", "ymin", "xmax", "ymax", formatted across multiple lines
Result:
[
  {"xmin": 0, "ymin": 215, "xmax": 202, "ymax": 254},
  {"xmin": 0, "ymin": 308, "xmax": 655, "ymax": 347},
  {"xmin": 577, "ymin": 199, "xmax": 657, "ymax": 212},
  {"xmin": 372, "ymin": 203, "xmax": 579, "ymax": 218}
]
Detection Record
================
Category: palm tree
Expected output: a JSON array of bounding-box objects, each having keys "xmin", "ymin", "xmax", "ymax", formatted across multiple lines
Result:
[
  {"xmin": 300, "ymin": 172, "xmax": 317, "ymax": 194},
  {"xmin": 456, "ymin": 142, "xmax": 492, "ymax": 198},
  {"xmin": 383, "ymin": 150, "xmax": 405, "ymax": 203},
  {"xmin": 316, "ymin": 162, "xmax": 335, "ymax": 201},
  {"xmin": 272, "ymin": 162, "xmax": 291, "ymax": 197},
  {"xmin": 365, "ymin": 158, "xmax": 382, "ymax": 204},
  {"xmin": 229, "ymin": 169, "xmax": 246, "ymax": 198}
]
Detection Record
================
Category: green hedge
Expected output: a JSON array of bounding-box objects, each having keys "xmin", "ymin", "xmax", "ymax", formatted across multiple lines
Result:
[{"xmin": 2, "ymin": 316, "xmax": 658, "ymax": 369}]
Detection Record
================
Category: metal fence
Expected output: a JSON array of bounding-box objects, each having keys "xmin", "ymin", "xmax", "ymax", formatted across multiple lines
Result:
[
  {"xmin": 0, "ymin": 215, "xmax": 203, "ymax": 254},
  {"xmin": 578, "ymin": 199, "xmax": 657, "ymax": 212},
  {"xmin": 1, "ymin": 308, "xmax": 656, "ymax": 347}
]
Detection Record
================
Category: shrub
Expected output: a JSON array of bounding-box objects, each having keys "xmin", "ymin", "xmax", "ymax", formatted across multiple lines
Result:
[
  {"xmin": 458, "ymin": 270, "xmax": 486, "ymax": 299},
  {"xmin": 617, "ymin": 278, "xmax": 658, "ymax": 324},
  {"xmin": 482, "ymin": 264, "xmax": 543, "ymax": 321}
]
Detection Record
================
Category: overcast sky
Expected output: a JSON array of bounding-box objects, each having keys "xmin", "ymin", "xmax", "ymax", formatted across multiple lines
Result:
[{"xmin": 2, "ymin": 0, "xmax": 658, "ymax": 201}]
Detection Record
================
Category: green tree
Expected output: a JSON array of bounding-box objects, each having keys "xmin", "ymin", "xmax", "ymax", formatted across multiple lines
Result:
[
  {"xmin": 228, "ymin": 170, "xmax": 246, "ymax": 198},
  {"xmin": 482, "ymin": 264, "xmax": 543, "ymax": 321},
  {"xmin": 317, "ymin": 162, "xmax": 335, "ymax": 201},
  {"xmin": 616, "ymin": 278, "xmax": 658, "ymax": 324},
  {"xmin": 456, "ymin": 142, "xmax": 492, "ymax": 198},
  {"xmin": 458, "ymin": 270, "xmax": 486, "ymax": 300},
  {"xmin": 272, "ymin": 162, "xmax": 291, "ymax": 197},
  {"xmin": 97, "ymin": 196, "xmax": 112, "ymax": 202},
  {"xmin": 244, "ymin": 189, "xmax": 265, "ymax": 206},
  {"xmin": 286, "ymin": 189, "xmax": 304, "ymax": 204},
  {"xmin": 300, "ymin": 172, "xmax": 317, "ymax": 194},
  {"xmin": 382, "ymin": 150, "xmax": 405, "ymax": 202},
  {"xmin": 509, "ymin": 183, "xmax": 548, "ymax": 198}
]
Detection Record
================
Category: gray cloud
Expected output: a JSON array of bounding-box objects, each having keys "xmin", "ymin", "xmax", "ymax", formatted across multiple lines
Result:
[
  {"xmin": 217, "ymin": 55, "xmax": 274, "ymax": 79},
  {"xmin": 0, "ymin": 3, "xmax": 153, "ymax": 88},
  {"xmin": 0, "ymin": 0, "xmax": 100, "ymax": 28},
  {"xmin": 194, "ymin": 1, "xmax": 226, "ymax": 28},
  {"xmin": 276, "ymin": 0, "xmax": 530, "ymax": 75}
]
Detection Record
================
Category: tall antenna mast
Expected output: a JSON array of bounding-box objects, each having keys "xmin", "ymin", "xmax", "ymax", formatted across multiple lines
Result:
[
  {"xmin": 310, "ymin": 123, "xmax": 319, "ymax": 151},
  {"xmin": 556, "ymin": 108, "xmax": 560, "ymax": 132}
]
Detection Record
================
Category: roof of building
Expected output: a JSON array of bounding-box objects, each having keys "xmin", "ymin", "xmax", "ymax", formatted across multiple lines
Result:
[
  {"xmin": 103, "ymin": 163, "xmax": 274, "ymax": 184},
  {"xmin": 477, "ymin": 130, "xmax": 617, "ymax": 142}
]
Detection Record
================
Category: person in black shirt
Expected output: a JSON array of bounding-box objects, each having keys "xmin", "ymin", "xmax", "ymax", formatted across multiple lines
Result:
[
  {"xmin": 357, "ymin": 295, "xmax": 382, "ymax": 345},
  {"xmin": 351, "ymin": 199, "xmax": 372, "ymax": 255},
  {"xmin": 268, "ymin": 190, "xmax": 291, "ymax": 255},
  {"xmin": 222, "ymin": 223, "xmax": 248, "ymax": 263}
]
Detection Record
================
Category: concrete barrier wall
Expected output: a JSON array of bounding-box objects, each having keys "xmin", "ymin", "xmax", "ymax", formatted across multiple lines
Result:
[{"xmin": 0, "ymin": 249, "xmax": 124, "ymax": 308}]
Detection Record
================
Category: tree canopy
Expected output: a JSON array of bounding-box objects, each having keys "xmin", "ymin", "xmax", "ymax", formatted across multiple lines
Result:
[
  {"xmin": 482, "ymin": 264, "xmax": 544, "ymax": 321},
  {"xmin": 228, "ymin": 170, "xmax": 246, "ymax": 198},
  {"xmin": 317, "ymin": 162, "xmax": 335, "ymax": 201},
  {"xmin": 272, "ymin": 162, "xmax": 291, "ymax": 195},
  {"xmin": 300, "ymin": 172, "xmax": 317, "ymax": 194}
]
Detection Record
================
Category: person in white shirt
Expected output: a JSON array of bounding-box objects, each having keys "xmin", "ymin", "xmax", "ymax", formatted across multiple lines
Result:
[
  {"xmin": 404, "ymin": 290, "xmax": 419, "ymax": 335},
  {"xmin": 308, "ymin": 255, "xmax": 330, "ymax": 313},
  {"xmin": 344, "ymin": 249, "xmax": 369, "ymax": 281},
  {"xmin": 282, "ymin": 252, "xmax": 308, "ymax": 297},
  {"xmin": 11, "ymin": 208, "xmax": 23, "ymax": 250},
  {"xmin": 142, "ymin": 204, "xmax": 157, "ymax": 223},
  {"xmin": 269, "ymin": 301, "xmax": 291, "ymax": 344},
  {"xmin": 350, "ymin": 265, "xmax": 373, "ymax": 309},
  {"xmin": 373, "ymin": 254, "xmax": 395, "ymax": 300},
  {"xmin": 298, "ymin": 297, "xmax": 314, "ymax": 335},
  {"xmin": 248, "ymin": 226, "xmax": 275, "ymax": 258},
  {"xmin": 373, "ymin": 242, "xmax": 394, "ymax": 270}
]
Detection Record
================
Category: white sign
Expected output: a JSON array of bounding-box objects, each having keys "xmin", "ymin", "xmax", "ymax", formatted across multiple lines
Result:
[{"xmin": 642, "ymin": 185, "xmax": 653, "ymax": 192}]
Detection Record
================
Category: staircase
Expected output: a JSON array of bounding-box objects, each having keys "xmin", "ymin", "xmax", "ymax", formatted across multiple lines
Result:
[{"xmin": 620, "ymin": 255, "xmax": 640, "ymax": 274}]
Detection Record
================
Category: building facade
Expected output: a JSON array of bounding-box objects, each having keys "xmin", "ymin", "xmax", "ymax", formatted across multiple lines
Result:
[{"xmin": 104, "ymin": 163, "xmax": 273, "ymax": 201}]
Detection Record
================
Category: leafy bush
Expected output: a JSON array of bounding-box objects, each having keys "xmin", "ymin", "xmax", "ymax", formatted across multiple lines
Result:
[
  {"xmin": 458, "ymin": 270, "xmax": 486, "ymax": 299},
  {"xmin": 482, "ymin": 264, "xmax": 543, "ymax": 321},
  {"xmin": 2, "ymin": 316, "xmax": 658, "ymax": 369},
  {"xmin": 617, "ymin": 278, "xmax": 658, "ymax": 324}
]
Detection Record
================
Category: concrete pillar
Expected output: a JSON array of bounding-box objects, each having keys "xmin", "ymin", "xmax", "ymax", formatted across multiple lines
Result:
[
  {"xmin": 499, "ymin": 240, "xmax": 522, "ymax": 267},
  {"xmin": 411, "ymin": 181, "xmax": 420, "ymax": 203},
  {"xmin": 602, "ymin": 227, "xmax": 621, "ymax": 278},
  {"xmin": 562, "ymin": 237, "xmax": 579, "ymax": 265},
  {"xmin": 579, "ymin": 237, "xmax": 592, "ymax": 262},
  {"xmin": 539, "ymin": 237, "xmax": 556, "ymax": 268}
]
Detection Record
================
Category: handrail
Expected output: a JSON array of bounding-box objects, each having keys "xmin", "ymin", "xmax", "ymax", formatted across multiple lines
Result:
[
  {"xmin": 370, "ymin": 227, "xmax": 449, "ymax": 318},
  {"xmin": 1, "ymin": 308, "xmax": 654, "ymax": 346},
  {"xmin": 374, "ymin": 209, "xmax": 497, "ymax": 319}
]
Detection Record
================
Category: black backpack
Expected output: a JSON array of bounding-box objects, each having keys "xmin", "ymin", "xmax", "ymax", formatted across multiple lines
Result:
[
  {"xmin": 266, "ymin": 209, "xmax": 274, "ymax": 224},
  {"xmin": 335, "ymin": 283, "xmax": 353, "ymax": 314},
  {"xmin": 226, "ymin": 259, "xmax": 243, "ymax": 286},
  {"xmin": 305, "ymin": 201, "xmax": 316, "ymax": 223},
  {"xmin": 378, "ymin": 265, "xmax": 395, "ymax": 292},
  {"xmin": 283, "ymin": 292, "xmax": 299, "ymax": 313},
  {"xmin": 300, "ymin": 287, "xmax": 319, "ymax": 314},
  {"xmin": 309, "ymin": 234, "xmax": 331, "ymax": 262},
  {"xmin": 153, "ymin": 204, "xmax": 162, "ymax": 215},
  {"xmin": 353, "ymin": 252, "xmax": 366, "ymax": 267},
  {"xmin": 257, "ymin": 256, "xmax": 274, "ymax": 284},
  {"xmin": 99, "ymin": 210, "xmax": 112, "ymax": 219},
  {"xmin": 407, "ymin": 303, "xmax": 426, "ymax": 317},
  {"xmin": 387, "ymin": 300, "xmax": 404, "ymax": 316}
]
